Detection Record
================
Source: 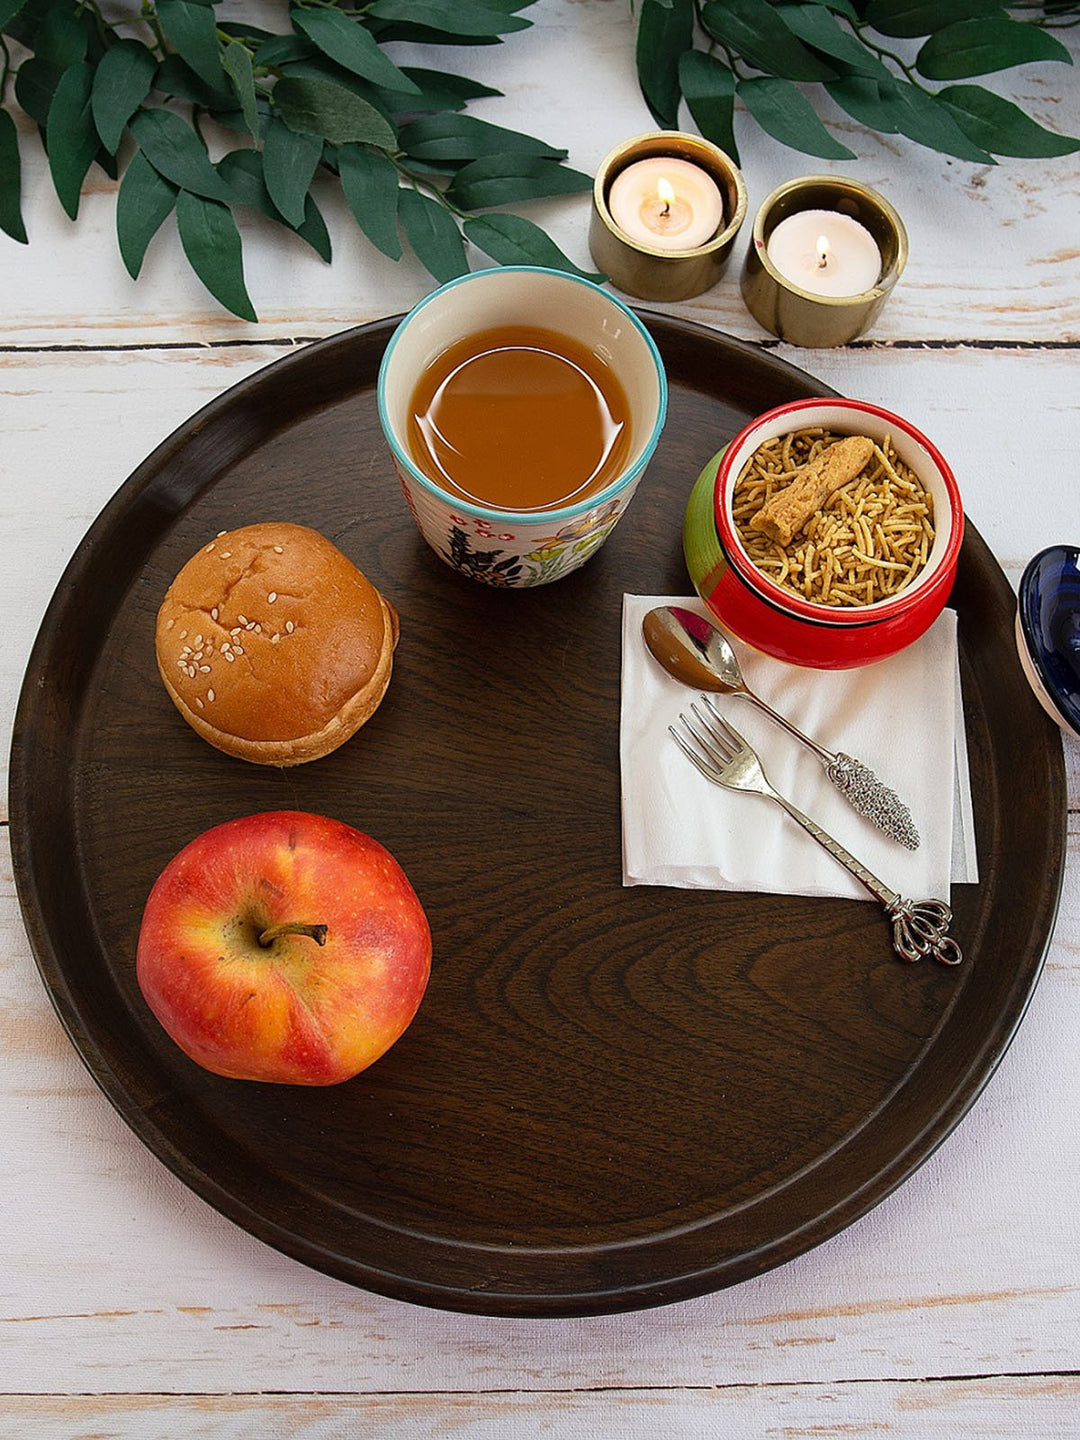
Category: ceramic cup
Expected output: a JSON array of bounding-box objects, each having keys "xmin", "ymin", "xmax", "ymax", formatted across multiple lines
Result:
[{"xmin": 377, "ymin": 266, "xmax": 667, "ymax": 587}]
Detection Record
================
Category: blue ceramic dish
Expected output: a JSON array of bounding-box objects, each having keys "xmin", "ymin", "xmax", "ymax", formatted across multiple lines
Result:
[{"xmin": 1016, "ymin": 545, "xmax": 1080, "ymax": 738}]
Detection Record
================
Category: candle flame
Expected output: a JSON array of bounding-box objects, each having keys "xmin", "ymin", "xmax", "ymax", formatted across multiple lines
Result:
[
  {"xmin": 657, "ymin": 176, "xmax": 675, "ymax": 216},
  {"xmin": 816, "ymin": 234, "xmax": 831, "ymax": 269}
]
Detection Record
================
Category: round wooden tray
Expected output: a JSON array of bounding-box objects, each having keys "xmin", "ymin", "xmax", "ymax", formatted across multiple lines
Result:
[{"xmin": 9, "ymin": 315, "xmax": 1066, "ymax": 1317}]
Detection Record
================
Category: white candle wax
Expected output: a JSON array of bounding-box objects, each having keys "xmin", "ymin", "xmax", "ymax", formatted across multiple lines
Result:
[
  {"xmin": 766, "ymin": 209, "xmax": 882, "ymax": 298},
  {"xmin": 607, "ymin": 157, "xmax": 725, "ymax": 252}
]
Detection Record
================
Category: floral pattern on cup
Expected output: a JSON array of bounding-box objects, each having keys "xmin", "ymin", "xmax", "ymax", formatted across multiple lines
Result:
[{"xmin": 434, "ymin": 499, "xmax": 626, "ymax": 588}]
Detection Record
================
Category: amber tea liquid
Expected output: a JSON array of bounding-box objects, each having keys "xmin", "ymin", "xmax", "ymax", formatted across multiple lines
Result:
[{"xmin": 407, "ymin": 325, "xmax": 632, "ymax": 512}]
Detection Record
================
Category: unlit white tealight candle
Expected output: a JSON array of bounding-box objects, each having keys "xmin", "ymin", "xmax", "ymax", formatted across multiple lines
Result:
[
  {"xmin": 607, "ymin": 157, "xmax": 725, "ymax": 252},
  {"xmin": 766, "ymin": 209, "xmax": 882, "ymax": 298}
]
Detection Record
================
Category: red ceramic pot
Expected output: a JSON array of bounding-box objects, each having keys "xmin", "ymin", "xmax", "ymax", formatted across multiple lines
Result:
[{"xmin": 682, "ymin": 398, "xmax": 964, "ymax": 669}]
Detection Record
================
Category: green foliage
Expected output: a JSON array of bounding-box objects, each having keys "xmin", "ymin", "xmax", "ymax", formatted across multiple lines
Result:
[
  {"xmin": 0, "ymin": 0, "xmax": 586, "ymax": 319},
  {"xmin": 635, "ymin": 0, "xmax": 1079, "ymax": 165},
  {"xmin": 462, "ymin": 212, "xmax": 605, "ymax": 279},
  {"xmin": 116, "ymin": 148, "xmax": 177, "ymax": 277},
  {"xmin": 0, "ymin": 106, "xmax": 27, "ymax": 241}
]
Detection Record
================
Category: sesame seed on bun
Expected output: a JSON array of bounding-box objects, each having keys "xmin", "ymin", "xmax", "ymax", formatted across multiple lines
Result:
[{"xmin": 155, "ymin": 522, "xmax": 398, "ymax": 765}]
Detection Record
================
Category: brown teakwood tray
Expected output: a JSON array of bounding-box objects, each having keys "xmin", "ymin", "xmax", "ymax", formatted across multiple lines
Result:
[{"xmin": 9, "ymin": 315, "xmax": 1066, "ymax": 1317}]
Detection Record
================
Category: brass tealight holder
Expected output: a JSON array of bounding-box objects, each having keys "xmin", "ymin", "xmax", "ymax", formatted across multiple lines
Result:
[
  {"xmin": 740, "ymin": 176, "xmax": 908, "ymax": 348},
  {"xmin": 590, "ymin": 132, "xmax": 747, "ymax": 303}
]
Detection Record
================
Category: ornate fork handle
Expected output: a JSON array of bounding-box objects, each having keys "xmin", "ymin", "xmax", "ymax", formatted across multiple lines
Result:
[
  {"xmin": 771, "ymin": 794, "xmax": 963, "ymax": 967},
  {"xmin": 742, "ymin": 691, "xmax": 920, "ymax": 850}
]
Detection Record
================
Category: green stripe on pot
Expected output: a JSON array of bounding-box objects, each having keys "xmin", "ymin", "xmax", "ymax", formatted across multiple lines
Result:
[{"xmin": 683, "ymin": 448, "xmax": 729, "ymax": 601}]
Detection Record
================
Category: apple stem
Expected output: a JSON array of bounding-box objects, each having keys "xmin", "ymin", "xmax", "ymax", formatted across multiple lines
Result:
[{"xmin": 257, "ymin": 922, "xmax": 328, "ymax": 948}]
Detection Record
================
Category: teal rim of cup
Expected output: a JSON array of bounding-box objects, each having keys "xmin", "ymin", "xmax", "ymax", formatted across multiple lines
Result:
[{"xmin": 376, "ymin": 266, "xmax": 669, "ymax": 528}]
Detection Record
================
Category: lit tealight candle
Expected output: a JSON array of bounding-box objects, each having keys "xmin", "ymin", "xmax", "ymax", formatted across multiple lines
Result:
[
  {"xmin": 766, "ymin": 209, "xmax": 882, "ymax": 298},
  {"xmin": 607, "ymin": 157, "xmax": 725, "ymax": 252}
]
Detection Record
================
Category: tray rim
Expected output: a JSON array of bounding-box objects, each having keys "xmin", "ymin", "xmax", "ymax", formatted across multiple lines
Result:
[{"xmin": 8, "ymin": 312, "xmax": 1068, "ymax": 1317}]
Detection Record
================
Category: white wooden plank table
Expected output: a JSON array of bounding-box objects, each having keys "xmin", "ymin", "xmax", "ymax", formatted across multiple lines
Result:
[{"xmin": 2, "ymin": 3, "xmax": 1078, "ymax": 1434}]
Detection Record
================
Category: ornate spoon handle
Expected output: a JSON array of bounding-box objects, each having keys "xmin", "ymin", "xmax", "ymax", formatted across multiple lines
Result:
[
  {"xmin": 771, "ymin": 793, "xmax": 962, "ymax": 966},
  {"xmin": 742, "ymin": 692, "xmax": 920, "ymax": 850}
]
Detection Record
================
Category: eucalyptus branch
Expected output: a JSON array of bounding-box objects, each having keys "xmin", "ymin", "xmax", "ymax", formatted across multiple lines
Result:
[
  {"xmin": 139, "ymin": 0, "xmax": 168, "ymax": 57},
  {"xmin": 0, "ymin": 0, "xmax": 594, "ymax": 315},
  {"xmin": 850, "ymin": 22, "xmax": 930, "ymax": 92},
  {"xmin": 632, "ymin": 0, "xmax": 1079, "ymax": 166},
  {"xmin": 397, "ymin": 163, "xmax": 471, "ymax": 220}
]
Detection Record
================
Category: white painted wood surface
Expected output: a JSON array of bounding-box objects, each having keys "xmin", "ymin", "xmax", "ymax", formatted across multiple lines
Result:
[{"xmin": 2, "ymin": 1, "xmax": 1078, "ymax": 1433}]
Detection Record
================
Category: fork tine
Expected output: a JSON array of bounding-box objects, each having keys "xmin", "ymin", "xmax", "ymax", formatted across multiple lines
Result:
[
  {"xmin": 699, "ymin": 696, "xmax": 748, "ymax": 756},
  {"xmin": 668, "ymin": 722, "xmax": 722, "ymax": 783},
  {"xmin": 685, "ymin": 703, "xmax": 735, "ymax": 768}
]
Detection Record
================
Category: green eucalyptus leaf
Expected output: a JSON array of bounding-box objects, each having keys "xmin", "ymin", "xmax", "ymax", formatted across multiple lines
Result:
[
  {"xmin": 400, "ymin": 68, "xmax": 502, "ymax": 104},
  {"xmin": 0, "ymin": 0, "xmax": 30, "ymax": 29},
  {"xmin": 154, "ymin": 54, "xmax": 235, "ymax": 110},
  {"xmin": 366, "ymin": 67, "xmax": 502, "ymax": 117},
  {"xmin": 14, "ymin": 56, "xmax": 62, "ymax": 128},
  {"xmin": 291, "ymin": 7, "xmax": 420, "ymax": 94},
  {"xmin": 776, "ymin": 4, "xmax": 890, "ymax": 78},
  {"xmin": 884, "ymin": 79, "xmax": 996, "ymax": 160},
  {"xmin": 46, "ymin": 60, "xmax": 97, "ymax": 220},
  {"xmin": 116, "ymin": 147, "xmax": 178, "ymax": 277},
  {"xmin": 636, "ymin": 0, "xmax": 694, "ymax": 130},
  {"xmin": 678, "ymin": 49, "xmax": 738, "ymax": 161},
  {"xmin": 737, "ymin": 76, "xmax": 856, "ymax": 158},
  {"xmin": 91, "ymin": 39, "xmax": 156, "ymax": 153},
  {"xmin": 399, "ymin": 113, "xmax": 564, "ymax": 162},
  {"xmin": 395, "ymin": 155, "xmax": 460, "ymax": 177},
  {"xmin": 283, "ymin": 191, "xmax": 334, "ymax": 265},
  {"xmin": 156, "ymin": 0, "xmax": 224, "ymax": 91},
  {"xmin": 262, "ymin": 115, "xmax": 322, "ymax": 228},
  {"xmin": 367, "ymin": 0, "xmax": 531, "ymax": 37},
  {"xmin": 917, "ymin": 18, "xmax": 1072, "ymax": 80},
  {"xmin": 398, "ymin": 187, "xmax": 468, "ymax": 281},
  {"xmin": 252, "ymin": 34, "xmax": 317, "ymax": 68},
  {"xmin": 864, "ymin": 0, "xmax": 1005, "ymax": 39},
  {"xmin": 0, "ymin": 109, "xmax": 27, "ymax": 243},
  {"xmin": 446, "ymin": 153, "xmax": 592, "ymax": 209},
  {"xmin": 365, "ymin": 21, "xmax": 501, "ymax": 47},
  {"xmin": 175, "ymin": 188, "xmax": 257, "ymax": 321},
  {"xmin": 217, "ymin": 22, "xmax": 272, "ymax": 43},
  {"xmin": 337, "ymin": 143, "xmax": 402, "ymax": 258},
  {"xmin": 938, "ymin": 83, "xmax": 1080, "ymax": 156},
  {"xmin": 1, "ymin": 0, "xmax": 49, "ymax": 47},
  {"xmin": 701, "ymin": 0, "xmax": 837, "ymax": 82},
  {"xmin": 826, "ymin": 76, "xmax": 900, "ymax": 133},
  {"xmin": 462, "ymin": 213, "xmax": 604, "ymax": 280},
  {"xmin": 273, "ymin": 76, "xmax": 397, "ymax": 148},
  {"xmin": 35, "ymin": 5, "xmax": 86, "ymax": 67},
  {"xmin": 279, "ymin": 55, "xmax": 387, "ymax": 99},
  {"xmin": 216, "ymin": 147, "xmax": 332, "ymax": 261},
  {"xmin": 130, "ymin": 107, "xmax": 235, "ymax": 201},
  {"xmin": 220, "ymin": 39, "xmax": 260, "ymax": 139}
]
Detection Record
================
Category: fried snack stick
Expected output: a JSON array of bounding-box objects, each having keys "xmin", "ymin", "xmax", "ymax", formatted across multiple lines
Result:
[{"xmin": 749, "ymin": 435, "xmax": 875, "ymax": 546}]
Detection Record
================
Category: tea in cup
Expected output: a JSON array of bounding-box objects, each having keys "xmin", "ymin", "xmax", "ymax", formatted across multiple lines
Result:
[{"xmin": 377, "ymin": 267, "xmax": 667, "ymax": 587}]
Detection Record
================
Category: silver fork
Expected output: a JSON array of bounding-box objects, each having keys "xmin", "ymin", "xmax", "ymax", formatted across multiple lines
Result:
[{"xmin": 671, "ymin": 697, "xmax": 962, "ymax": 967}]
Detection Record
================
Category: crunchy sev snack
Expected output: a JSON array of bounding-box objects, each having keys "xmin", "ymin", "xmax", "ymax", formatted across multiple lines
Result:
[
  {"xmin": 732, "ymin": 428, "xmax": 935, "ymax": 608},
  {"xmin": 749, "ymin": 435, "xmax": 874, "ymax": 546}
]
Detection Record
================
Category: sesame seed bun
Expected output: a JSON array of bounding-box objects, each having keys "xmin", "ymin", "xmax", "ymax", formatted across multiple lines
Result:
[{"xmin": 155, "ymin": 522, "xmax": 399, "ymax": 766}]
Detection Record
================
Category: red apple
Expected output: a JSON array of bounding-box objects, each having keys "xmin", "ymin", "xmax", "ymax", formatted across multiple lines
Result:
[{"xmin": 136, "ymin": 811, "xmax": 431, "ymax": 1085}]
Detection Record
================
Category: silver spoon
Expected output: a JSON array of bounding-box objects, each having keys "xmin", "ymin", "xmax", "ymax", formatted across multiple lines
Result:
[{"xmin": 642, "ymin": 605, "xmax": 920, "ymax": 849}]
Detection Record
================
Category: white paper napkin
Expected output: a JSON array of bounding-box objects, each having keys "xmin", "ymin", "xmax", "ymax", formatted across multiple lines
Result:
[{"xmin": 620, "ymin": 596, "xmax": 978, "ymax": 902}]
